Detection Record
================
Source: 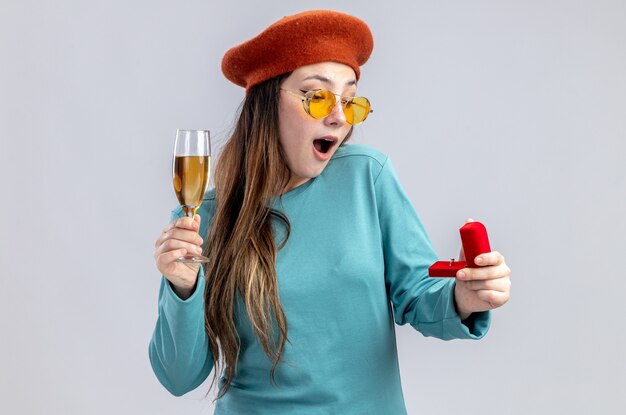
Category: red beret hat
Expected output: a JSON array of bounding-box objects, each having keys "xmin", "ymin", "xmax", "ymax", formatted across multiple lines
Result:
[{"xmin": 221, "ymin": 10, "xmax": 374, "ymax": 92}]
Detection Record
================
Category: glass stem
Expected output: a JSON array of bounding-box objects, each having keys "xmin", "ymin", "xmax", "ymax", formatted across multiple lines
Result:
[{"xmin": 183, "ymin": 205, "xmax": 197, "ymax": 218}]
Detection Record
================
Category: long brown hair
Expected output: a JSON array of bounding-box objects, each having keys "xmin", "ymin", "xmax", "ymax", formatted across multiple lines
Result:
[
  {"xmin": 202, "ymin": 74, "xmax": 292, "ymax": 401},
  {"xmin": 203, "ymin": 74, "xmax": 354, "ymax": 401}
]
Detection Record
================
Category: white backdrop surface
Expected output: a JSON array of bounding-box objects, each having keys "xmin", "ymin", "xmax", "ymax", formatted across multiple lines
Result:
[{"xmin": 1, "ymin": 1, "xmax": 624, "ymax": 414}]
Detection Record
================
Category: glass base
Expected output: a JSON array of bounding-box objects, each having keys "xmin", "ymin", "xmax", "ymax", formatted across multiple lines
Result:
[{"xmin": 175, "ymin": 254, "xmax": 210, "ymax": 264}]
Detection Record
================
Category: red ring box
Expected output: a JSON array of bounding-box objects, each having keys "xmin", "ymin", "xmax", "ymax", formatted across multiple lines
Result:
[{"xmin": 428, "ymin": 221, "xmax": 491, "ymax": 277}]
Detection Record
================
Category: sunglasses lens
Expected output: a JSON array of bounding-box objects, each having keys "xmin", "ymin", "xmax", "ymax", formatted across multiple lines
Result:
[
  {"xmin": 308, "ymin": 90, "xmax": 335, "ymax": 119},
  {"xmin": 344, "ymin": 97, "xmax": 371, "ymax": 125},
  {"xmin": 303, "ymin": 90, "xmax": 371, "ymax": 125}
]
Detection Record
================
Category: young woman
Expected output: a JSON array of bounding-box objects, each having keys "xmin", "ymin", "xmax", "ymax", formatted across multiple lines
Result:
[{"xmin": 150, "ymin": 10, "xmax": 511, "ymax": 414}]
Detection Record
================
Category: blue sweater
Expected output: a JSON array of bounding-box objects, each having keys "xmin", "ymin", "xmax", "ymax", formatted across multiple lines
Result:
[{"xmin": 149, "ymin": 144, "xmax": 490, "ymax": 414}]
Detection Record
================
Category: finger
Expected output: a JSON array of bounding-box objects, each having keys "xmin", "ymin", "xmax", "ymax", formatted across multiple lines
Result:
[
  {"xmin": 177, "ymin": 215, "xmax": 200, "ymax": 230},
  {"xmin": 457, "ymin": 265, "xmax": 505, "ymax": 281},
  {"xmin": 466, "ymin": 277, "xmax": 511, "ymax": 292},
  {"xmin": 476, "ymin": 290, "xmax": 510, "ymax": 309},
  {"xmin": 157, "ymin": 216, "xmax": 198, "ymax": 240},
  {"xmin": 172, "ymin": 227, "xmax": 204, "ymax": 244},
  {"xmin": 156, "ymin": 224, "xmax": 176, "ymax": 248},
  {"xmin": 156, "ymin": 228, "xmax": 200, "ymax": 249},
  {"xmin": 167, "ymin": 216, "xmax": 200, "ymax": 232},
  {"xmin": 474, "ymin": 251, "xmax": 504, "ymax": 267},
  {"xmin": 157, "ymin": 238, "xmax": 204, "ymax": 257},
  {"xmin": 155, "ymin": 248, "xmax": 188, "ymax": 268},
  {"xmin": 165, "ymin": 227, "xmax": 204, "ymax": 245}
]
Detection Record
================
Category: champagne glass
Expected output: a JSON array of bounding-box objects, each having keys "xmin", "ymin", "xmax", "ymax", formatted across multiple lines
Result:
[{"xmin": 172, "ymin": 129, "xmax": 211, "ymax": 263}]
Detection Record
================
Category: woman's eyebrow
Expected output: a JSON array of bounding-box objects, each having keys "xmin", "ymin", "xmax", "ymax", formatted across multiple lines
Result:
[{"xmin": 301, "ymin": 75, "xmax": 357, "ymax": 88}]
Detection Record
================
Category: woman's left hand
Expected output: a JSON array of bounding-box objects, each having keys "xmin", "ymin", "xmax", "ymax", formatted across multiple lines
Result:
[{"xmin": 453, "ymin": 221, "xmax": 511, "ymax": 320}]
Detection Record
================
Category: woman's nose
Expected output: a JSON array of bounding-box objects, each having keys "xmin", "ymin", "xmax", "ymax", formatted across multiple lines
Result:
[{"xmin": 323, "ymin": 98, "xmax": 347, "ymax": 127}]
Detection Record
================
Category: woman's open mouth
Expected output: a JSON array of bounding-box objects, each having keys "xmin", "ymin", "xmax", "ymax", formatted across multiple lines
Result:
[{"xmin": 313, "ymin": 137, "xmax": 337, "ymax": 154}]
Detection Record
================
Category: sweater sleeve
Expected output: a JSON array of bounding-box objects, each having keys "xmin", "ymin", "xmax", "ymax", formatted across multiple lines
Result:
[
  {"xmin": 148, "ymin": 209, "xmax": 214, "ymax": 396},
  {"xmin": 374, "ymin": 157, "xmax": 491, "ymax": 340}
]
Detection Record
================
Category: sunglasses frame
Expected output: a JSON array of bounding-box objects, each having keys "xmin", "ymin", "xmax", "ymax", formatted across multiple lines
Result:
[{"xmin": 280, "ymin": 88, "xmax": 373, "ymax": 125}]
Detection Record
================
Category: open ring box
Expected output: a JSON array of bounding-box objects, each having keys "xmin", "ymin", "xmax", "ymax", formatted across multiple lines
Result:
[{"xmin": 428, "ymin": 221, "xmax": 492, "ymax": 277}]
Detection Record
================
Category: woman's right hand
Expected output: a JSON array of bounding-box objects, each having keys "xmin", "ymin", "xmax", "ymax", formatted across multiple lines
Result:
[{"xmin": 154, "ymin": 214, "xmax": 204, "ymax": 299}]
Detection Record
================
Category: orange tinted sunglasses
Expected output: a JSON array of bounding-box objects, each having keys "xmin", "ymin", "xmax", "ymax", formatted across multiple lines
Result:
[{"xmin": 281, "ymin": 89, "xmax": 373, "ymax": 125}]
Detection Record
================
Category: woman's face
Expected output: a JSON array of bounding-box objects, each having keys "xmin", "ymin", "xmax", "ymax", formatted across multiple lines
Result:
[{"xmin": 278, "ymin": 61, "xmax": 357, "ymax": 192}]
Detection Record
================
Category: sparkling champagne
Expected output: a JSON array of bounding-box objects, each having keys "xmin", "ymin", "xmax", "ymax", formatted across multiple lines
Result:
[
  {"xmin": 173, "ymin": 155, "xmax": 211, "ymax": 216},
  {"xmin": 172, "ymin": 129, "xmax": 211, "ymax": 264}
]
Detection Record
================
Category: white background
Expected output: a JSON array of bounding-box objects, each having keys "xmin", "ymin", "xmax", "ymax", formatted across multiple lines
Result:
[{"xmin": 1, "ymin": 1, "xmax": 624, "ymax": 414}]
